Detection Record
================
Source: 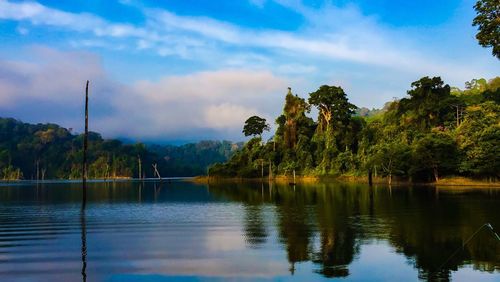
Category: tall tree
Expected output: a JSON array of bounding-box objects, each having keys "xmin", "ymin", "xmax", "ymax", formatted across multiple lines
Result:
[
  {"xmin": 308, "ymin": 85, "xmax": 356, "ymax": 131},
  {"xmin": 397, "ymin": 77, "xmax": 454, "ymax": 130},
  {"xmin": 282, "ymin": 87, "xmax": 310, "ymax": 149},
  {"xmin": 472, "ymin": 0, "xmax": 500, "ymax": 59},
  {"xmin": 243, "ymin": 116, "xmax": 270, "ymax": 138}
]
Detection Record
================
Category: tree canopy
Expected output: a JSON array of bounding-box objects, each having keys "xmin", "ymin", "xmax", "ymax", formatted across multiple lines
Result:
[
  {"xmin": 472, "ymin": 0, "xmax": 500, "ymax": 59},
  {"xmin": 308, "ymin": 85, "xmax": 356, "ymax": 131},
  {"xmin": 211, "ymin": 76, "xmax": 500, "ymax": 182},
  {"xmin": 243, "ymin": 116, "xmax": 270, "ymax": 137},
  {"xmin": 0, "ymin": 118, "xmax": 240, "ymax": 180}
]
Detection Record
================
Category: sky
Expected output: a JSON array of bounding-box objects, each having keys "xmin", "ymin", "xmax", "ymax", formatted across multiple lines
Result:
[{"xmin": 0, "ymin": 0, "xmax": 498, "ymax": 143}]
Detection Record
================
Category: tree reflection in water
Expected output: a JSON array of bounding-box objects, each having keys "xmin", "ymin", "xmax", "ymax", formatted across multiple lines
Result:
[
  {"xmin": 208, "ymin": 182, "xmax": 500, "ymax": 280},
  {"xmin": 275, "ymin": 188, "xmax": 314, "ymax": 274},
  {"xmin": 243, "ymin": 204, "xmax": 268, "ymax": 248},
  {"xmin": 80, "ymin": 206, "xmax": 87, "ymax": 282}
]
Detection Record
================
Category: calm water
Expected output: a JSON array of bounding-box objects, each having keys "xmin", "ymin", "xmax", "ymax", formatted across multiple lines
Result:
[{"xmin": 0, "ymin": 181, "xmax": 499, "ymax": 282}]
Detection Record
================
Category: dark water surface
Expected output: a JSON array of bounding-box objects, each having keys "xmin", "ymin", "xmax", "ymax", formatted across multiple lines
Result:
[{"xmin": 0, "ymin": 180, "xmax": 499, "ymax": 281}]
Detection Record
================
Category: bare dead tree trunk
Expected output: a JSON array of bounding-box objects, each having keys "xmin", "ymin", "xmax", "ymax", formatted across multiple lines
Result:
[
  {"xmin": 152, "ymin": 163, "xmax": 161, "ymax": 180},
  {"xmin": 368, "ymin": 168, "xmax": 373, "ymax": 186},
  {"xmin": 36, "ymin": 159, "xmax": 40, "ymax": 182},
  {"xmin": 137, "ymin": 156, "xmax": 142, "ymax": 180},
  {"xmin": 268, "ymin": 160, "xmax": 272, "ymax": 181},
  {"xmin": 104, "ymin": 164, "xmax": 109, "ymax": 180},
  {"xmin": 111, "ymin": 154, "xmax": 116, "ymax": 180},
  {"xmin": 261, "ymin": 159, "xmax": 264, "ymax": 179},
  {"xmin": 433, "ymin": 167, "xmax": 439, "ymax": 182},
  {"xmin": 452, "ymin": 104, "xmax": 465, "ymax": 128},
  {"xmin": 82, "ymin": 80, "xmax": 89, "ymax": 208}
]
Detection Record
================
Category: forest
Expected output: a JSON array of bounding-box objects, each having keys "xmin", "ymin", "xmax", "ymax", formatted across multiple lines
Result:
[
  {"xmin": 0, "ymin": 118, "xmax": 239, "ymax": 180},
  {"xmin": 209, "ymin": 76, "xmax": 500, "ymax": 183}
]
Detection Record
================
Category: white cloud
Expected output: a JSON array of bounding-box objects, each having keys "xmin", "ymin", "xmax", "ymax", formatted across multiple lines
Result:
[
  {"xmin": 16, "ymin": 26, "xmax": 29, "ymax": 35},
  {"xmin": 0, "ymin": 0, "xmax": 491, "ymax": 80},
  {"xmin": 249, "ymin": 0, "xmax": 267, "ymax": 8},
  {"xmin": 0, "ymin": 47, "xmax": 287, "ymax": 141},
  {"xmin": 204, "ymin": 103, "xmax": 261, "ymax": 129},
  {"xmin": 0, "ymin": 46, "xmax": 106, "ymax": 106},
  {"xmin": 0, "ymin": 0, "xmax": 150, "ymax": 38},
  {"xmin": 110, "ymin": 69, "xmax": 286, "ymax": 139}
]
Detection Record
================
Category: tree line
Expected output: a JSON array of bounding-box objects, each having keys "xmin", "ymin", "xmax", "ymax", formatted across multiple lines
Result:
[
  {"xmin": 209, "ymin": 76, "xmax": 500, "ymax": 183},
  {"xmin": 0, "ymin": 118, "xmax": 239, "ymax": 180}
]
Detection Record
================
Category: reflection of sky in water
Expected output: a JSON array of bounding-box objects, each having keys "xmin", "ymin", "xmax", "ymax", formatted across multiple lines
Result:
[{"xmin": 0, "ymin": 181, "xmax": 499, "ymax": 281}]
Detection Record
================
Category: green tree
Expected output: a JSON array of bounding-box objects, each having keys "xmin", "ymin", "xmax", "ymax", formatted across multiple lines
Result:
[
  {"xmin": 242, "ymin": 116, "xmax": 270, "ymax": 138},
  {"xmin": 457, "ymin": 102, "xmax": 500, "ymax": 178},
  {"xmin": 281, "ymin": 88, "xmax": 310, "ymax": 149},
  {"xmin": 472, "ymin": 0, "xmax": 500, "ymax": 59},
  {"xmin": 0, "ymin": 117, "xmax": 228, "ymax": 179},
  {"xmin": 370, "ymin": 141, "xmax": 411, "ymax": 185},
  {"xmin": 411, "ymin": 131, "xmax": 458, "ymax": 182},
  {"xmin": 308, "ymin": 85, "xmax": 357, "ymax": 173},
  {"xmin": 308, "ymin": 85, "xmax": 356, "ymax": 132},
  {"xmin": 397, "ymin": 77, "xmax": 454, "ymax": 130}
]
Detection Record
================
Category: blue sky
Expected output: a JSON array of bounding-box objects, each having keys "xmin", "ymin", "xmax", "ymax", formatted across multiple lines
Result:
[{"xmin": 0, "ymin": 0, "xmax": 498, "ymax": 143}]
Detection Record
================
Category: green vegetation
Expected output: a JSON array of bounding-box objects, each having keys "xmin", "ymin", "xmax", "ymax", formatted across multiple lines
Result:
[
  {"xmin": 242, "ymin": 115, "xmax": 270, "ymax": 138},
  {"xmin": 210, "ymin": 76, "xmax": 500, "ymax": 183},
  {"xmin": 148, "ymin": 141, "xmax": 241, "ymax": 177},
  {"xmin": 472, "ymin": 0, "xmax": 500, "ymax": 59},
  {"xmin": 0, "ymin": 118, "xmax": 240, "ymax": 180}
]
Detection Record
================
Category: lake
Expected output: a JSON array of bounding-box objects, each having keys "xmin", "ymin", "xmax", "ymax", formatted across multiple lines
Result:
[{"xmin": 0, "ymin": 180, "xmax": 499, "ymax": 281}]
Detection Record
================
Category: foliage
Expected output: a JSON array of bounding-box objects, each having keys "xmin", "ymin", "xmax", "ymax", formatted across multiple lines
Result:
[
  {"xmin": 456, "ymin": 101, "xmax": 500, "ymax": 177},
  {"xmin": 281, "ymin": 87, "xmax": 311, "ymax": 149},
  {"xmin": 150, "ymin": 141, "xmax": 241, "ymax": 177},
  {"xmin": 0, "ymin": 118, "xmax": 239, "ymax": 179},
  {"xmin": 308, "ymin": 85, "xmax": 356, "ymax": 131},
  {"xmin": 370, "ymin": 141, "xmax": 411, "ymax": 184},
  {"xmin": 410, "ymin": 131, "xmax": 459, "ymax": 181},
  {"xmin": 213, "ymin": 76, "xmax": 500, "ymax": 182},
  {"xmin": 242, "ymin": 116, "xmax": 270, "ymax": 137},
  {"xmin": 472, "ymin": 0, "xmax": 500, "ymax": 59},
  {"xmin": 396, "ymin": 76, "xmax": 455, "ymax": 130}
]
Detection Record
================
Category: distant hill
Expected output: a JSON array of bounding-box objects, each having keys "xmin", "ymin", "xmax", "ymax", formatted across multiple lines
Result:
[
  {"xmin": 355, "ymin": 101, "xmax": 394, "ymax": 118},
  {"xmin": 0, "ymin": 117, "xmax": 240, "ymax": 180},
  {"xmin": 148, "ymin": 141, "xmax": 242, "ymax": 177}
]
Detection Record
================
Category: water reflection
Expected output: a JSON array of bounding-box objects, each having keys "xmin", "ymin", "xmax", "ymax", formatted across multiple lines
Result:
[
  {"xmin": 80, "ymin": 208, "xmax": 87, "ymax": 282},
  {"xmin": 209, "ymin": 182, "xmax": 500, "ymax": 281},
  {"xmin": 0, "ymin": 181, "xmax": 498, "ymax": 281},
  {"xmin": 243, "ymin": 204, "xmax": 268, "ymax": 248}
]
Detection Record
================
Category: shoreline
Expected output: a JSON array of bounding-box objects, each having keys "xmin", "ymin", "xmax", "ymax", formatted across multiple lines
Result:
[
  {"xmin": 192, "ymin": 175, "xmax": 500, "ymax": 188},
  {"xmin": 1, "ymin": 176, "xmax": 498, "ymax": 188},
  {"xmin": 0, "ymin": 177, "xmax": 193, "ymax": 184}
]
